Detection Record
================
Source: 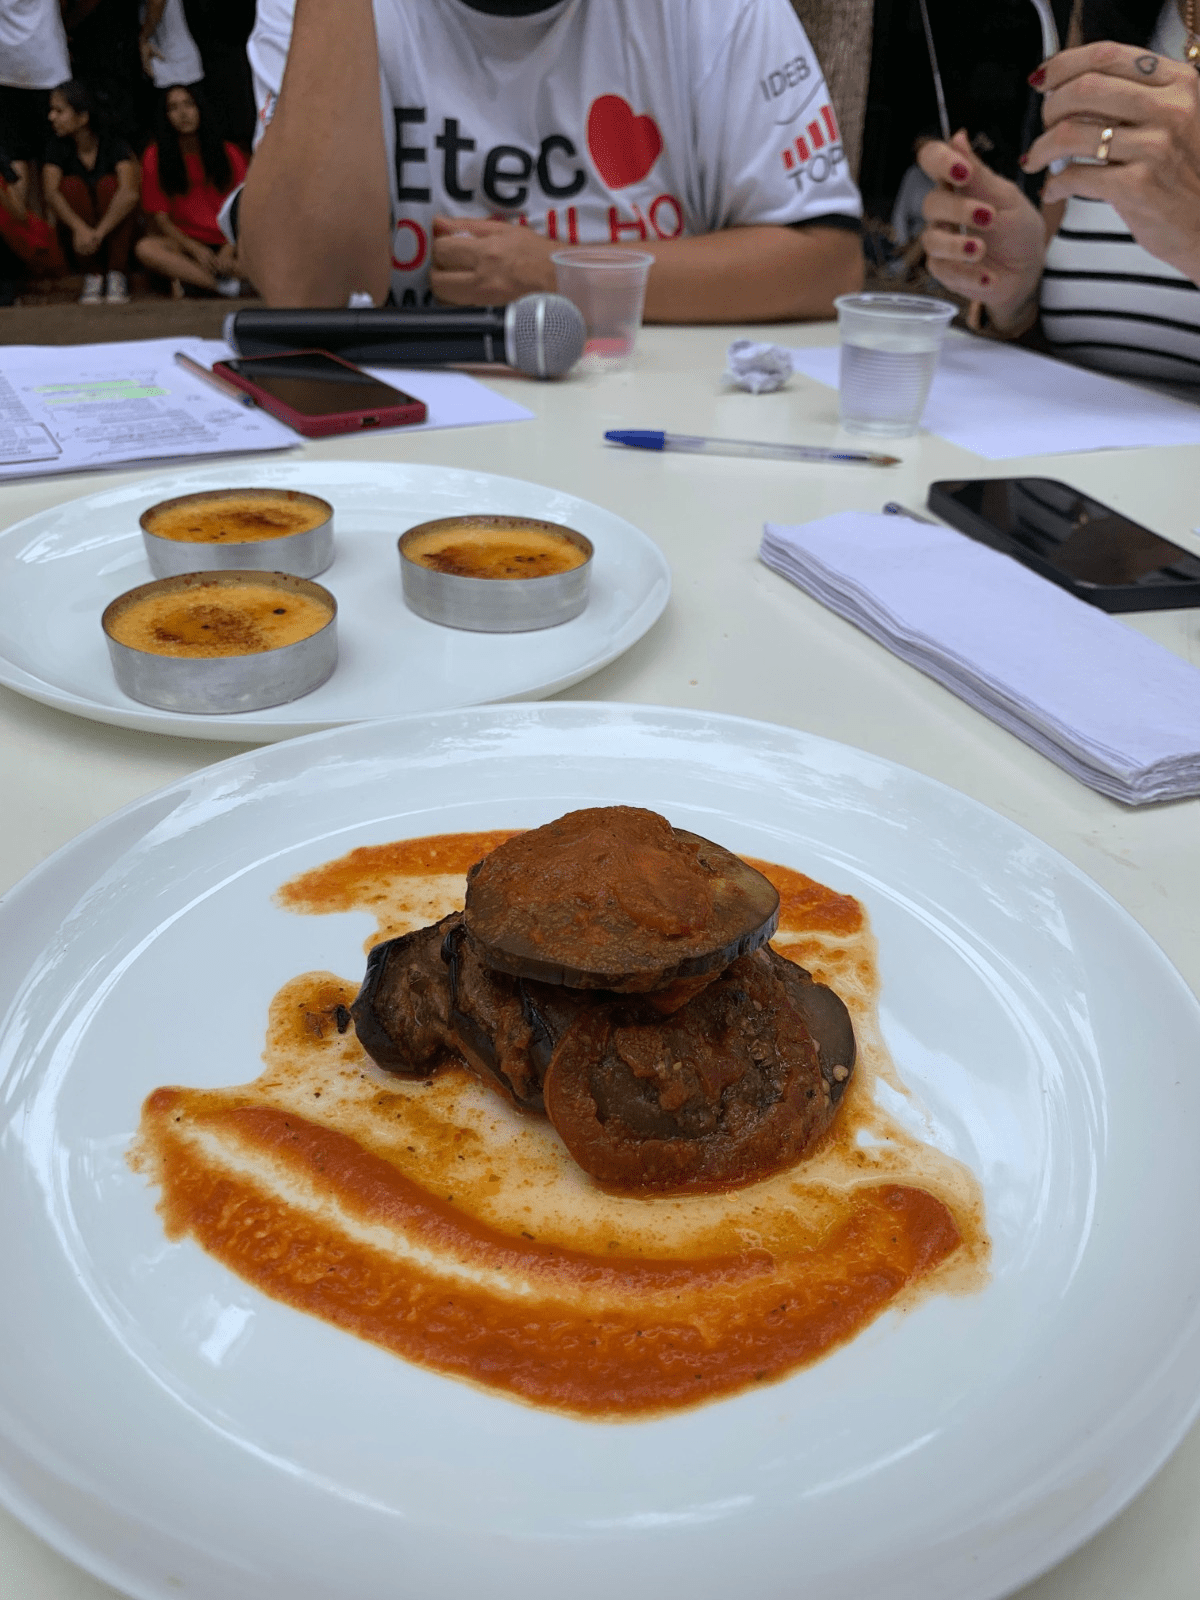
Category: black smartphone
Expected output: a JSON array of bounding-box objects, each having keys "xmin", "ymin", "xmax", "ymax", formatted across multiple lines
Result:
[
  {"xmin": 927, "ymin": 477, "xmax": 1200, "ymax": 613},
  {"xmin": 213, "ymin": 350, "xmax": 427, "ymax": 437}
]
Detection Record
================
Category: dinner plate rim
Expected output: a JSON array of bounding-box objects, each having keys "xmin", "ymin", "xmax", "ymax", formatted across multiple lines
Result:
[
  {"xmin": 0, "ymin": 461, "xmax": 671, "ymax": 741},
  {"xmin": 2, "ymin": 701, "xmax": 1200, "ymax": 1600}
]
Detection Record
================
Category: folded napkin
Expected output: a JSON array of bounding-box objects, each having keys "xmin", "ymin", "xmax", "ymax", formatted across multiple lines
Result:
[
  {"xmin": 725, "ymin": 339, "xmax": 794, "ymax": 393},
  {"xmin": 760, "ymin": 511, "xmax": 1200, "ymax": 805}
]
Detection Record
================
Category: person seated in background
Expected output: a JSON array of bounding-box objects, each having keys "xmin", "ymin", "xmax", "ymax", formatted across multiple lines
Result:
[
  {"xmin": 135, "ymin": 83, "xmax": 247, "ymax": 297},
  {"xmin": 236, "ymin": 0, "xmax": 864, "ymax": 319},
  {"xmin": 0, "ymin": 141, "xmax": 67, "ymax": 297},
  {"xmin": 918, "ymin": 0, "xmax": 1200, "ymax": 390},
  {"xmin": 42, "ymin": 79, "xmax": 140, "ymax": 304}
]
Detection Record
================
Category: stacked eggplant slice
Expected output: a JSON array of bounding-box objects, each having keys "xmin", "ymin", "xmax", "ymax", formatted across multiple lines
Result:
[{"xmin": 351, "ymin": 807, "xmax": 856, "ymax": 1194}]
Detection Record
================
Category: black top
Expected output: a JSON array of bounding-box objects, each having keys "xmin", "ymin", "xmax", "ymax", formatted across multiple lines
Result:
[{"xmin": 43, "ymin": 131, "xmax": 134, "ymax": 187}]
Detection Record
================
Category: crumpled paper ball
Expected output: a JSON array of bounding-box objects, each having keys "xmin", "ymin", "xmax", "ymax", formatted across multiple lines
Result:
[{"xmin": 724, "ymin": 339, "xmax": 794, "ymax": 394}]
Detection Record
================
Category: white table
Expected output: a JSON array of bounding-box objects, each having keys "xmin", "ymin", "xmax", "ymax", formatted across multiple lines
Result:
[{"xmin": 1, "ymin": 323, "xmax": 1198, "ymax": 1600}]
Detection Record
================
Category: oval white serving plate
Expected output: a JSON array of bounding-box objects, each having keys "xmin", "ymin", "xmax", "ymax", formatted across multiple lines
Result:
[{"xmin": 0, "ymin": 461, "xmax": 670, "ymax": 740}]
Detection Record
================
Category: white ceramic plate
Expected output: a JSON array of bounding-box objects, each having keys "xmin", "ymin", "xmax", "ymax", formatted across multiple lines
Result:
[
  {"xmin": 2, "ymin": 704, "xmax": 1199, "ymax": 1600},
  {"xmin": 0, "ymin": 461, "xmax": 670, "ymax": 740}
]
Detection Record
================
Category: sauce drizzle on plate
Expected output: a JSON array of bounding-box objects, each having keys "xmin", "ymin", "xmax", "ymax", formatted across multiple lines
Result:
[{"xmin": 131, "ymin": 830, "xmax": 989, "ymax": 1419}]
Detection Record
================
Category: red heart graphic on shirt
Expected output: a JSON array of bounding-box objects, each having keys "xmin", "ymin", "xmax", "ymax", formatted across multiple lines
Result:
[{"xmin": 586, "ymin": 95, "xmax": 664, "ymax": 190}]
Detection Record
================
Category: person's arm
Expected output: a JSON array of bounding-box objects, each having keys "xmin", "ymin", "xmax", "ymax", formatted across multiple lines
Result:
[
  {"xmin": 0, "ymin": 159, "xmax": 29, "ymax": 224},
  {"xmin": 139, "ymin": 0, "xmax": 166, "ymax": 74},
  {"xmin": 429, "ymin": 218, "xmax": 862, "ymax": 322},
  {"xmin": 42, "ymin": 162, "xmax": 85, "ymax": 231},
  {"xmin": 150, "ymin": 208, "xmax": 216, "ymax": 265},
  {"xmin": 93, "ymin": 157, "xmax": 141, "ymax": 240},
  {"xmin": 238, "ymin": 0, "xmax": 391, "ymax": 305}
]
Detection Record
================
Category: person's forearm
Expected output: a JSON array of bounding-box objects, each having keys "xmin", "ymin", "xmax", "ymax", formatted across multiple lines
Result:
[
  {"xmin": 95, "ymin": 180, "xmax": 140, "ymax": 240},
  {"xmin": 639, "ymin": 225, "xmax": 863, "ymax": 324},
  {"xmin": 0, "ymin": 184, "xmax": 25, "ymax": 224},
  {"xmin": 239, "ymin": 0, "xmax": 392, "ymax": 305},
  {"xmin": 154, "ymin": 212, "xmax": 197, "ymax": 252},
  {"xmin": 45, "ymin": 184, "xmax": 84, "ymax": 232},
  {"xmin": 139, "ymin": 0, "xmax": 165, "ymax": 44}
]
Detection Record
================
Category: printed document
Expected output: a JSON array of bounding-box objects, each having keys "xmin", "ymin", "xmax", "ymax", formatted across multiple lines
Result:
[{"xmin": 0, "ymin": 336, "xmax": 535, "ymax": 482}]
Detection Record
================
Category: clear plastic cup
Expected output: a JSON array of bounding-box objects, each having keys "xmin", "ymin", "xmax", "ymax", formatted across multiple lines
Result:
[
  {"xmin": 834, "ymin": 293, "xmax": 957, "ymax": 437},
  {"xmin": 551, "ymin": 248, "xmax": 654, "ymax": 373}
]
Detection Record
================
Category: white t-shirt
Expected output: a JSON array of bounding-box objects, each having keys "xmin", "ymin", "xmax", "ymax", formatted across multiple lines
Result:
[
  {"xmin": 0, "ymin": 0, "xmax": 71, "ymax": 91},
  {"xmin": 249, "ymin": 0, "xmax": 862, "ymax": 305},
  {"xmin": 141, "ymin": 0, "xmax": 204, "ymax": 91}
]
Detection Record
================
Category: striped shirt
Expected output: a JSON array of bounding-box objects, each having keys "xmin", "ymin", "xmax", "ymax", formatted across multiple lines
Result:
[{"xmin": 1039, "ymin": 4, "xmax": 1200, "ymax": 388}]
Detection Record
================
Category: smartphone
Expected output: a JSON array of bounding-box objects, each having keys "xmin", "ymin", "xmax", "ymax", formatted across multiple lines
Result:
[
  {"xmin": 927, "ymin": 477, "xmax": 1200, "ymax": 613},
  {"xmin": 213, "ymin": 349, "xmax": 427, "ymax": 438}
]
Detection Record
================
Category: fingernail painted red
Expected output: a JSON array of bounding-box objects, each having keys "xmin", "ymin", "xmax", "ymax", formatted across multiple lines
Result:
[
  {"xmin": 980, "ymin": 273, "xmax": 992, "ymax": 285},
  {"xmin": 1028, "ymin": 67, "xmax": 1046, "ymax": 87},
  {"xmin": 972, "ymin": 207, "xmax": 992, "ymax": 226},
  {"xmin": 1018, "ymin": 153, "xmax": 1029, "ymax": 168},
  {"xmin": 950, "ymin": 162, "xmax": 970, "ymax": 182},
  {"xmin": 964, "ymin": 240, "xmax": 979, "ymax": 255}
]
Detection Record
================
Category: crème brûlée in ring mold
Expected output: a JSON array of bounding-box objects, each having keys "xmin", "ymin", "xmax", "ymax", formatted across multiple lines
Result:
[
  {"xmin": 399, "ymin": 514, "xmax": 593, "ymax": 632},
  {"xmin": 102, "ymin": 570, "xmax": 337, "ymax": 713},
  {"xmin": 139, "ymin": 487, "xmax": 334, "ymax": 579}
]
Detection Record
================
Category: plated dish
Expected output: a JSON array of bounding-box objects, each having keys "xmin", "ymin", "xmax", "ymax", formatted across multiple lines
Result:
[
  {"xmin": 2, "ymin": 705, "xmax": 1200, "ymax": 1600},
  {"xmin": 0, "ymin": 461, "xmax": 670, "ymax": 741}
]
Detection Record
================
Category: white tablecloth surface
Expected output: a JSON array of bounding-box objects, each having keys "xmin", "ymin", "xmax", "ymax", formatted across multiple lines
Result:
[{"xmin": 1, "ymin": 322, "xmax": 1199, "ymax": 1600}]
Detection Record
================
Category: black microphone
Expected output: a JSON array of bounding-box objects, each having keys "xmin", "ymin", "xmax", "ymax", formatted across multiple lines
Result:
[{"xmin": 222, "ymin": 293, "xmax": 587, "ymax": 379}]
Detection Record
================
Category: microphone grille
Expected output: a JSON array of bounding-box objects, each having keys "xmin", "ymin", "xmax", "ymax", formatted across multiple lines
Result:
[{"xmin": 506, "ymin": 293, "xmax": 587, "ymax": 378}]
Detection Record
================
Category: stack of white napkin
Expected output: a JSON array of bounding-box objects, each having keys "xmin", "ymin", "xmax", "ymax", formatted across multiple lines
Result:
[{"xmin": 759, "ymin": 511, "xmax": 1200, "ymax": 805}]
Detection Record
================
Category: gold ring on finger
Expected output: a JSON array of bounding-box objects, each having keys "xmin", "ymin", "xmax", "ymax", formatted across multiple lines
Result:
[{"xmin": 1095, "ymin": 126, "xmax": 1115, "ymax": 163}]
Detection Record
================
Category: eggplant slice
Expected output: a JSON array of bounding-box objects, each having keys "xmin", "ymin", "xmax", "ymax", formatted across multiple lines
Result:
[
  {"xmin": 350, "ymin": 914, "xmax": 459, "ymax": 1075},
  {"xmin": 353, "ymin": 913, "xmax": 592, "ymax": 1111},
  {"xmin": 542, "ymin": 946, "xmax": 855, "ymax": 1194},
  {"xmin": 444, "ymin": 920, "xmax": 595, "ymax": 1111},
  {"xmin": 464, "ymin": 806, "xmax": 780, "ymax": 992}
]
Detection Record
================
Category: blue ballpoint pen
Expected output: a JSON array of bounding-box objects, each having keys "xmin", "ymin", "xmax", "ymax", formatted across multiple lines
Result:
[{"xmin": 605, "ymin": 429, "xmax": 899, "ymax": 467}]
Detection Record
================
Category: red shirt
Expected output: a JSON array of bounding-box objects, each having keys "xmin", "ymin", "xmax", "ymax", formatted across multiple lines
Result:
[{"xmin": 140, "ymin": 142, "xmax": 247, "ymax": 246}]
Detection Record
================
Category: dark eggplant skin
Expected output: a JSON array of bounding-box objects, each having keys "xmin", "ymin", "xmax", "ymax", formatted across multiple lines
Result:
[
  {"xmin": 350, "ymin": 914, "xmax": 459, "ymax": 1075},
  {"xmin": 443, "ymin": 919, "xmax": 540, "ymax": 1110},
  {"xmin": 772, "ymin": 953, "xmax": 856, "ymax": 1105}
]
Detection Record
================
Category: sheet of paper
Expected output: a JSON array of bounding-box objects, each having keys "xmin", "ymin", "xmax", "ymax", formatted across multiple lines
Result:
[
  {"xmin": 0, "ymin": 337, "xmax": 298, "ymax": 482},
  {"xmin": 0, "ymin": 336, "xmax": 536, "ymax": 483},
  {"xmin": 787, "ymin": 337, "xmax": 1200, "ymax": 459},
  {"xmin": 359, "ymin": 364, "xmax": 535, "ymax": 431}
]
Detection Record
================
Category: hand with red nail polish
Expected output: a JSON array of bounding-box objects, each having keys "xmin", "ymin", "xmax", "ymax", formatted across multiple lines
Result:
[{"xmin": 916, "ymin": 128, "xmax": 1045, "ymax": 324}]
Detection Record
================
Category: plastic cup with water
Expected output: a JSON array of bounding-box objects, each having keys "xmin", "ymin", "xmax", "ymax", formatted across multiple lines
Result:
[
  {"xmin": 834, "ymin": 293, "xmax": 957, "ymax": 436},
  {"xmin": 551, "ymin": 248, "xmax": 654, "ymax": 373}
]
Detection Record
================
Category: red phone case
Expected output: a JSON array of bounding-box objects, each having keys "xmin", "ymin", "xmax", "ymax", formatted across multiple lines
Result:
[{"xmin": 213, "ymin": 349, "xmax": 427, "ymax": 437}]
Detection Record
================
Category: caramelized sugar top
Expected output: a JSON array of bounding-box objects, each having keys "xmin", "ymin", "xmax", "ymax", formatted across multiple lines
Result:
[
  {"xmin": 145, "ymin": 493, "xmax": 327, "ymax": 544},
  {"xmin": 404, "ymin": 522, "xmax": 587, "ymax": 579},
  {"xmin": 107, "ymin": 581, "xmax": 333, "ymax": 657}
]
